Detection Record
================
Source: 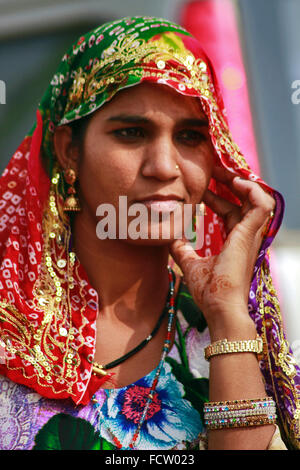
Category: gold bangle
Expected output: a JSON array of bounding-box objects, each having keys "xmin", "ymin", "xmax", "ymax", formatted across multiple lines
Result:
[
  {"xmin": 206, "ymin": 415, "xmax": 276, "ymax": 430},
  {"xmin": 204, "ymin": 335, "xmax": 263, "ymax": 361}
]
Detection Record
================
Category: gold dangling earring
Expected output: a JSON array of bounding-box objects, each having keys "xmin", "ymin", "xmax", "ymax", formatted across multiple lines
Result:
[{"xmin": 63, "ymin": 168, "xmax": 81, "ymax": 212}]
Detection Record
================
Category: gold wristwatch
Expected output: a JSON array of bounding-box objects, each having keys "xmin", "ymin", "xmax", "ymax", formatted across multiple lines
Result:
[{"xmin": 204, "ymin": 335, "xmax": 263, "ymax": 361}]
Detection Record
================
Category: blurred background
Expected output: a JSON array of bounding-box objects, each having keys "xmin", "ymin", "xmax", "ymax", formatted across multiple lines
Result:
[{"xmin": 0, "ymin": 0, "xmax": 299, "ymax": 356}]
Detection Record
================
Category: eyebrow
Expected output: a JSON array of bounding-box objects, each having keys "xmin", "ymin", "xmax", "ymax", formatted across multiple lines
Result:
[{"xmin": 106, "ymin": 114, "xmax": 209, "ymax": 127}]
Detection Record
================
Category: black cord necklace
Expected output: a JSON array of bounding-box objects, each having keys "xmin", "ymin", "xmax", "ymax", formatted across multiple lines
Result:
[{"xmin": 92, "ymin": 272, "xmax": 175, "ymax": 377}]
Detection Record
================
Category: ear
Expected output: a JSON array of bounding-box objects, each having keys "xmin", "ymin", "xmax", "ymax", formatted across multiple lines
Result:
[{"xmin": 53, "ymin": 125, "xmax": 80, "ymax": 172}]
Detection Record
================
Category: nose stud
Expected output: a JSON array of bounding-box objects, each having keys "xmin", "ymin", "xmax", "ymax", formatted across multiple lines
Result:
[{"xmin": 175, "ymin": 164, "xmax": 179, "ymax": 170}]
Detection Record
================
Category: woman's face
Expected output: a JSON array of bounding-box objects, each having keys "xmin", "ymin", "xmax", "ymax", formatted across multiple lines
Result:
[{"xmin": 76, "ymin": 82, "xmax": 214, "ymax": 244}]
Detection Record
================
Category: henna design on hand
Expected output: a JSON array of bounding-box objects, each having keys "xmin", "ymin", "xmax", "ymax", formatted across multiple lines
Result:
[{"xmin": 209, "ymin": 275, "xmax": 232, "ymax": 294}]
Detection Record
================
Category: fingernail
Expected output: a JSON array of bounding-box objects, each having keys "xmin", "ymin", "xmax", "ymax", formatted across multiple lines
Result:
[{"xmin": 183, "ymin": 243, "xmax": 194, "ymax": 251}]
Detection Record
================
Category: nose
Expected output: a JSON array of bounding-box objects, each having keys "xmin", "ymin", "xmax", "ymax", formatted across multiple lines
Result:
[{"xmin": 141, "ymin": 135, "xmax": 179, "ymax": 181}]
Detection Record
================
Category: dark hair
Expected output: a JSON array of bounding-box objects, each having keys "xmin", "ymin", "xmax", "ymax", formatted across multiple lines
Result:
[{"xmin": 70, "ymin": 114, "xmax": 92, "ymax": 151}]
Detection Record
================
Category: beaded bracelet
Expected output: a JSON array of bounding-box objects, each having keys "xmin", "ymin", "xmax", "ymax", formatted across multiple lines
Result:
[
  {"xmin": 204, "ymin": 397, "xmax": 277, "ymax": 430},
  {"xmin": 205, "ymin": 415, "xmax": 276, "ymax": 430},
  {"xmin": 204, "ymin": 396, "xmax": 275, "ymax": 412},
  {"xmin": 204, "ymin": 404, "xmax": 277, "ymax": 420}
]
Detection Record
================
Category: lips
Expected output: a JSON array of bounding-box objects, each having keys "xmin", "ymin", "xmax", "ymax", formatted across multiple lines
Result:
[
  {"xmin": 138, "ymin": 194, "xmax": 183, "ymax": 202},
  {"xmin": 142, "ymin": 200, "xmax": 181, "ymax": 212},
  {"xmin": 137, "ymin": 195, "xmax": 183, "ymax": 213}
]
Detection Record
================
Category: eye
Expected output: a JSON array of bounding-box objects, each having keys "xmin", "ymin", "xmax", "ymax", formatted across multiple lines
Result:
[
  {"xmin": 112, "ymin": 127, "xmax": 145, "ymax": 140},
  {"xmin": 176, "ymin": 129, "xmax": 207, "ymax": 146}
]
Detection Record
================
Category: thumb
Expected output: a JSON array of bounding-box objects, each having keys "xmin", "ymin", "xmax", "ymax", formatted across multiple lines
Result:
[{"xmin": 169, "ymin": 238, "xmax": 199, "ymax": 273}]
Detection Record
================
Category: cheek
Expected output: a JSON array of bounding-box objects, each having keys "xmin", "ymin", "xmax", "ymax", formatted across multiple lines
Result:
[
  {"xmin": 185, "ymin": 157, "xmax": 213, "ymax": 203},
  {"xmin": 78, "ymin": 149, "xmax": 139, "ymax": 207}
]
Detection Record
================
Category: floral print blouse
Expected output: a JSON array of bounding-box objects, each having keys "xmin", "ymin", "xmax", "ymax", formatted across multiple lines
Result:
[{"xmin": 0, "ymin": 282, "xmax": 211, "ymax": 450}]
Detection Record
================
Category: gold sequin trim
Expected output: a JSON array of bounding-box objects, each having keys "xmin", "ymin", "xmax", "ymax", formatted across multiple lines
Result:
[
  {"xmin": 257, "ymin": 259, "xmax": 300, "ymax": 448},
  {"xmin": 64, "ymin": 33, "xmax": 249, "ymax": 172}
]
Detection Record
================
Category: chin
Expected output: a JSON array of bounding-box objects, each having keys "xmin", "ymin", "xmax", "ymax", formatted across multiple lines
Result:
[
  {"xmin": 118, "ymin": 222, "xmax": 187, "ymax": 247},
  {"xmin": 122, "ymin": 237, "xmax": 173, "ymax": 247}
]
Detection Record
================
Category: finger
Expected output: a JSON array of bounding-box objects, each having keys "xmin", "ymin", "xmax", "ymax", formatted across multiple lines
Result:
[
  {"xmin": 233, "ymin": 178, "xmax": 275, "ymax": 208},
  {"xmin": 203, "ymin": 189, "xmax": 242, "ymax": 232},
  {"xmin": 170, "ymin": 239, "xmax": 216, "ymax": 307},
  {"xmin": 203, "ymin": 188, "xmax": 238, "ymax": 215},
  {"xmin": 212, "ymin": 164, "xmax": 236, "ymax": 183},
  {"xmin": 212, "ymin": 166, "xmax": 247, "ymax": 202},
  {"xmin": 169, "ymin": 238, "xmax": 200, "ymax": 272},
  {"xmin": 232, "ymin": 178, "xmax": 275, "ymax": 233}
]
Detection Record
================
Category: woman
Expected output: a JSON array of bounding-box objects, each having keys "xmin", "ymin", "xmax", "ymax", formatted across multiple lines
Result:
[{"xmin": 0, "ymin": 16, "xmax": 298, "ymax": 451}]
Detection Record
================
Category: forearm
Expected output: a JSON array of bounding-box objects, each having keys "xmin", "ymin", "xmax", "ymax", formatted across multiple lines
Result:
[{"xmin": 206, "ymin": 310, "xmax": 275, "ymax": 450}]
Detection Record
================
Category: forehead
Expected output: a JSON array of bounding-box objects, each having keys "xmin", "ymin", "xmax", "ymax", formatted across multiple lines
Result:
[{"xmin": 95, "ymin": 82, "xmax": 206, "ymax": 121}]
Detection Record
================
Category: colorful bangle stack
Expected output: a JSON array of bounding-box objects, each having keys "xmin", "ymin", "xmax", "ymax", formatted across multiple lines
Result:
[{"xmin": 204, "ymin": 397, "xmax": 277, "ymax": 430}]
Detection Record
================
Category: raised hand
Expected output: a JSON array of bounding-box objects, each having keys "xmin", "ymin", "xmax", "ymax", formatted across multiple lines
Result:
[{"xmin": 170, "ymin": 166, "xmax": 275, "ymax": 338}]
